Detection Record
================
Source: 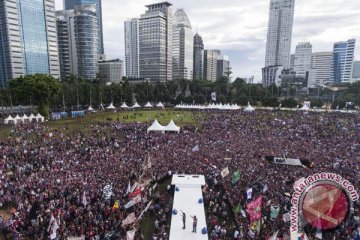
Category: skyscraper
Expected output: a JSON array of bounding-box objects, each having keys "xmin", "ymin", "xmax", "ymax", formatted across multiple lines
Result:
[
  {"xmin": 264, "ymin": 0, "xmax": 295, "ymax": 69},
  {"xmin": 64, "ymin": 0, "xmax": 104, "ymax": 55},
  {"xmin": 308, "ymin": 52, "xmax": 333, "ymax": 88},
  {"xmin": 124, "ymin": 18, "xmax": 140, "ymax": 78},
  {"xmin": 0, "ymin": 0, "xmax": 60, "ymax": 87},
  {"xmin": 193, "ymin": 33, "xmax": 204, "ymax": 80},
  {"xmin": 330, "ymin": 39, "xmax": 356, "ymax": 84},
  {"xmin": 204, "ymin": 50, "xmax": 220, "ymax": 82},
  {"xmin": 217, "ymin": 55, "xmax": 230, "ymax": 81},
  {"xmin": 139, "ymin": 2, "xmax": 173, "ymax": 82},
  {"xmin": 172, "ymin": 9, "xmax": 193, "ymax": 80},
  {"xmin": 352, "ymin": 61, "xmax": 360, "ymax": 82},
  {"xmin": 56, "ymin": 4, "xmax": 98, "ymax": 80},
  {"xmin": 98, "ymin": 59, "xmax": 124, "ymax": 83},
  {"xmin": 294, "ymin": 42, "xmax": 312, "ymax": 79}
]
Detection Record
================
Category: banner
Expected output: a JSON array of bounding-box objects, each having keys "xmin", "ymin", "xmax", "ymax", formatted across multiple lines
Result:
[
  {"xmin": 265, "ymin": 156, "xmax": 307, "ymax": 167},
  {"xmin": 103, "ymin": 185, "xmax": 113, "ymax": 200},
  {"xmin": 247, "ymin": 188, "xmax": 253, "ymax": 200},
  {"xmin": 128, "ymin": 187, "xmax": 142, "ymax": 199},
  {"xmin": 211, "ymin": 92, "xmax": 217, "ymax": 101},
  {"xmin": 68, "ymin": 237, "xmax": 85, "ymax": 240},
  {"xmin": 124, "ymin": 195, "xmax": 141, "ymax": 209},
  {"xmin": 231, "ymin": 170, "xmax": 240, "ymax": 185},
  {"xmin": 126, "ymin": 230, "xmax": 136, "ymax": 240},
  {"xmin": 247, "ymin": 195, "xmax": 262, "ymax": 223},
  {"xmin": 221, "ymin": 167, "xmax": 230, "ymax": 178},
  {"xmin": 270, "ymin": 205, "xmax": 280, "ymax": 220},
  {"xmin": 122, "ymin": 213, "xmax": 136, "ymax": 227}
]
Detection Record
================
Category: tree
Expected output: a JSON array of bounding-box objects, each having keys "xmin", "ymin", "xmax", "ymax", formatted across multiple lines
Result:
[
  {"xmin": 281, "ymin": 98, "xmax": 298, "ymax": 108},
  {"xmin": 9, "ymin": 74, "xmax": 61, "ymax": 118}
]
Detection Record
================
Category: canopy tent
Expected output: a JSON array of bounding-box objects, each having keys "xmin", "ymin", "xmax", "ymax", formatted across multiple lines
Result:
[
  {"xmin": 120, "ymin": 103, "xmax": 129, "ymax": 109},
  {"xmin": 14, "ymin": 114, "xmax": 22, "ymax": 124},
  {"xmin": 21, "ymin": 114, "xmax": 30, "ymax": 122},
  {"xmin": 244, "ymin": 103, "xmax": 255, "ymax": 113},
  {"xmin": 164, "ymin": 119, "xmax": 180, "ymax": 133},
  {"xmin": 36, "ymin": 113, "xmax": 45, "ymax": 122},
  {"xmin": 147, "ymin": 119, "xmax": 165, "ymax": 133},
  {"xmin": 144, "ymin": 102, "xmax": 153, "ymax": 108},
  {"xmin": 106, "ymin": 103, "xmax": 116, "ymax": 110},
  {"xmin": 88, "ymin": 106, "xmax": 96, "ymax": 112},
  {"xmin": 300, "ymin": 104, "xmax": 310, "ymax": 111},
  {"xmin": 156, "ymin": 102, "xmax": 164, "ymax": 108},
  {"xmin": 29, "ymin": 113, "xmax": 37, "ymax": 122},
  {"xmin": 4, "ymin": 115, "xmax": 15, "ymax": 125},
  {"xmin": 132, "ymin": 102, "xmax": 141, "ymax": 108}
]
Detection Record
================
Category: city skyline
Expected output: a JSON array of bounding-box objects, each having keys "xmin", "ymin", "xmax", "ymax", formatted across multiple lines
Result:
[{"xmin": 54, "ymin": 0, "xmax": 360, "ymax": 82}]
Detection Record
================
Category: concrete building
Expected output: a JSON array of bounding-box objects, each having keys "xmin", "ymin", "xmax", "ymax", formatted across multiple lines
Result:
[
  {"xmin": 124, "ymin": 18, "xmax": 140, "ymax": 78},
  {"xmin": 330, "ymin": 39, "xmax": 356, "ymax": 84},
  {"xmin": 264, "ymin": 0, "xmax": 295, "ymax": 69},
  {"xmin": 217, "ymin": 55, "xmax": 230, "ymax": 81},
  {"xmin": 308, "ymin": 52, "xmax": 332, "ymax": 88},
  {"xmin": 98, "ymin": 59, "xmax": 124, "ymax": 83},
  {"xmin": 294, "ymin": 42, "xmax": 312, "ymax": 79},
  {"xmin": 139, "ymin": 2, "xmax": 173, "ymax": 82},
  {"xmin": 0, "ymin": 0, "xmax": 60, "ymax": 87},
  {"xmin": 172, "ymin": 9, "xmax": 193, "ymax": 80},
  {"xmin": 203, "ymin": 50, "xmax": 220, "ymax": 82},
  {"xmin": 290, "ymin": 54, "xmax": 295, "ymax": 69},
  {"xmin": 193, "ymin": 33, "xmax": 204, "ymax": 80},
  {"xmin": 262, "ymin": 65, "xmax": 283, "ymax": 87},
  {"xmin": 64, "ymin": 0, "xmax": 104, "ymax": 55},
  {"xmin": 56, "ymin": 4, "xmax": 98, "ymax": 80},
  {"xmin": 352, "ymin": 61, "xmax": 360, "ymax": 82}
]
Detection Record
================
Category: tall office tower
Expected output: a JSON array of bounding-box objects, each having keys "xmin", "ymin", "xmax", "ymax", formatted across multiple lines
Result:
[
  {"xmin": 264, "ymin": 0, "xmax": 295, "ymax": 69},
  {"xmin": 203, "ymin": 50, "xmax": 220, "ymax": 82},
  {"xmin": 352, "ymin": 61, "xmax": 360, "ymax": 82},
  {"xmin": 172, "ymin": 9, "xmax": 193, "ymax": 80},
  {"xmin": 98, "ymin": 59, "xmax": 124, "ymax": 83},
  {"xmin": 330, "ymin": 39, "xmax": 356, "ymax": 84},
  {"xmin": 193, "ymin": 33, "xmax": 204, "ymax": 80},
  {"xmin": 64, "ymin": 0, "xmax": 104, "ymax": 55},
  {"xmin": 308, "ymin": 52, "xmax": 332, "ymax": 88},
  {"xmin": 0, "ymin": 0, "xmax": 60, "ymax": 87},
  {"xmin": 217, "ymin": 55, "xmax": 230, "ymax": 81},
  {"xmin": 124, "ymin": 18, "xmax": 140, "ymax": 78},
  {"xmin": 56, "ymin": 4, "xmax": 98, "ymax": 80},
  {"xmin": 290, "ymin": 54, "xmax": 295, "ymax": 69},
  {"xmin": 139, "ymin": 2, "xmax": 173, "ymax": 82},
  {"xmin": 294, "ymin": 42, "xmax": 312, "ymax": 78}
]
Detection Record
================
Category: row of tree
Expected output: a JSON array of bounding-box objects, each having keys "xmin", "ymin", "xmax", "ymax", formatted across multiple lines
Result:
[{"xmin": 2, "ymin": 74, "xmax": 360, "ymax": 117}]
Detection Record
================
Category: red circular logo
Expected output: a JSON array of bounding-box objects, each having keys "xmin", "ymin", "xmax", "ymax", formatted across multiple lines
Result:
[{"xmin": 301, "ymin": 183, "xmax": 350, "ymax": 230}]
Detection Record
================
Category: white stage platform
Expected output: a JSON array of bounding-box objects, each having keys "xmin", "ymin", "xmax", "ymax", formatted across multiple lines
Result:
[{"xmin": 169, "ymin": 175, "xmax": 209, "ymax": 240}]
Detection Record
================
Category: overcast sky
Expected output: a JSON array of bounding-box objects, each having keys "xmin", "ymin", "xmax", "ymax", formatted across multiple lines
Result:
[{"xmin": 55, "ymin": 0, "xmax": 360, "ymax": 82}]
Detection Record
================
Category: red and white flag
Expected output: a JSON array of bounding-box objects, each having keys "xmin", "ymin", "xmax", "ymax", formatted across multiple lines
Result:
[{"xmin": 247, "ymin": 195, "xmax": 262, "ymax": 223}]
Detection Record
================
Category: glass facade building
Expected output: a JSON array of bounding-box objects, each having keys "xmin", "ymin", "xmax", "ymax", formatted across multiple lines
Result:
[
  {"xmin": 139, "ymin": 2, "xmax": 173, "ymax": 82},
  {"xmin": 124, "ymin": 18, "xmax": 140, "ymax": 78},
  {"xmin": 203, "ymin": 50, "xmax": 220, "ymax": 82},
  {"xmin": 172, "ymin": 9, "xmax": 193, "ymax": 80},
  {"xmin": 64, "ymin": 0, "xmax": 104, "ymax": 55},
  {"xmin": 0, "ymin": 0, "xmax": 60, "ymax": 87},
  {"xmin": 331, "ymin": 39, "xmax": 356, "ymax": 84},
  {"xmin": 193, "ymin": 33, "xmax": 204, "ymax": 80}
]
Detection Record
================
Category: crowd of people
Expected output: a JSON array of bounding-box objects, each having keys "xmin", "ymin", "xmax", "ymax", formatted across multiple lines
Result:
[{"xmin": 0, "ymin": 110, "xmax": 359, "ymax": 240}]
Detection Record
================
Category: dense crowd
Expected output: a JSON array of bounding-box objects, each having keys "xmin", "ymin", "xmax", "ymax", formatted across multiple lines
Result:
[{"xmin": 0, "ymin": 110, "xmax": 359, "ymax": 240}]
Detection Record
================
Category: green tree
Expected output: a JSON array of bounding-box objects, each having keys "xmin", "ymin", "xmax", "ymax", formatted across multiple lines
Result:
[{"xmin": 281, "ymin": 98, "xmax": 298, "ymax": 108}]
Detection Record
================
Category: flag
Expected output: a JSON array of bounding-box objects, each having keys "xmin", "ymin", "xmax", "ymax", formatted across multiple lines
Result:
[
  {"xmin": 247, "ymin": 188, "xmax": 253, "ymax": 200},
  {"xmin": 126, "ymin": 230, "xmax": 136, "ymax": 240},
  {"xmin": 122, "ymin": 213, "xmax": 136, "ymax": 227},
  {"xmin": 82, "ymin": 191, "xmax": 87, "ymax": 207},
  {"xmin": 267, "ymin": 231, "xmax": 278, "ymax": 240},
  {"xmin": 124, "ymin": 195, "xmax": 142, "ymax": 209},
  {"xmin": 125, "ymin": 181, "xmax": 131, "ymax": 195},
  {"xmin": 113, "ymin": 200, "xmax": 120, "ymax": 210},
  {"xmin": 221, "ymin": 167, "xmax": 230, "ymax": 178},
  {"xmin": 128, "ymin": 187, "xmax": 142, "ymax": 199},
  {"xmin": 211, "ymin": 92, "xmax": 217, "ymax": 101},
  {"xmin": 270, "ymin": 205, "xmax": 280, "ymax": 220},
  {"xmin": 262, "ymin": 183, "xmax": 269, "ymax": 193},
  {"xmin": 137, "ymin": 200, "xmax": 153, "ymax": 220},
  {"xmin": 192, "ymin": 145, "xmax": 199, "ymax": 152},
  {"xmin": 296, "ymin": 232, "xmax": 310, "ymax": 240},
  {"xmin": 49, "ymin": 214, "xmax": 59, "ymax": 240},
  {"xmin": 247, "ymin": 195, "xmax": 262, "ymax": 223},
  {"xmin": 231, "ymin": 170, "xmax": 240, "ymax": 185}
]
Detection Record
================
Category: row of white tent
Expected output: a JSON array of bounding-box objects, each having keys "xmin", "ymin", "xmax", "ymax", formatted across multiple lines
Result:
[
  {"xmin": 102, "ymin": 102, "xmax": 165, "ymax": 111},
  {"xmin": 147, "ymin": 119, "xmax": 180, "ymax": 133},
  {"xmin": 175, "ymin": 103, "xmax": 256, "ymax": 112},
  {"xmin": 4, "ymin": 113, "xmax": 45, "ymax": 125}
]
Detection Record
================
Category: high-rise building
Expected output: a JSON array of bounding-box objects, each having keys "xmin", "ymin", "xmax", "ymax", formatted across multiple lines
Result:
[
  {"xmin": 172, "ymin": 9, "xmax": 193, "ymax": 80},
  {"xmin": 330, "ymin": 39, "xmax": 356, "ymax": 84},
  {"xmin": 64, "ymin": 0, "xmax": 104, "ymax": 55},
  {"xmin": 193, "ymin": 33, "xmax": 204, "ymax": 80},
  {"xmin": 56, "ymin": 4, "xmax": 98, "ymax": 80},
  {"xmin": 352, "ymin": 61, "xmax": 360, "ymax": 82},
  {"xmin": 0, "ymin": 0, "xmax": 60, "ymax": 87},
  {"xmin": 139, "ymin": 2, "xmax": 173, "ymax": 82},
  {"xmin": 124, "ymin": 18, "xmax": 140, "ymax": 78},
  {"xmin": 217, "ymin": 55, "xmax": 230, "ymax": 81},
  {"xmin": 264, "ymin": 0, "xmax": 295, "ymax": 69},
  {"xmin": 98, "ymin": 59, "xmax": 124, "ymax": 83},
  {"xmin": 294, "ymin": 42, "xmax": 312, "ymax": 79},
  {"xmin": 290, "ymin": 54, "xmax": 295, "ymax": 69},
  {"xmin": 262, "ymin": 66, "xmax": 283, "ymax": 86},
  {"xmin": 203, "ymin": 50, "xmax": 220, "ymax": 82},
  {"xmin": 308, "ymin": 52, "xmax": 332, "ymax": 88}
]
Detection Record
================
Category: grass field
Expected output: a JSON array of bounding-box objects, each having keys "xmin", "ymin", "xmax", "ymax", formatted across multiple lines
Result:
[{"xmin": 0, "ymin": 109, "xmax": 203, "ymax": 140}]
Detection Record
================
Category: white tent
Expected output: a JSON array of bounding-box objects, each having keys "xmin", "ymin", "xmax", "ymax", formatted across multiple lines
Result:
[
  {"xmin": 36, "ymin": 113, "xmax": 45, "ymax": 122},
  {"xmin": 156, "ymin": 102, "xmax": 164, "ymax": 108},
  {"xmin": 88, "ymin": 106, "xmax": 96, "ymax": 112},
  {"xmin": 144, "ymin": 102, "xmax": 153, "ymax": 108},
  {"xmin": 4, "ymin": 115, "xmax": 15, "ymax": 125},
  {"xmin": 14, "ymin": 114, "xmax": 22, "ymax": 124},
  {"xmin": 21, "ymin": 114, "xmax": 30, "ymax": 123},
  {"xmin": 147, "ymin": 119, "xmax": 165, "ymax": 133},
  {"xmin": 300, "ymin": 105, "xmax": 310, "ymax": 111},
  {"xmin": 29, "ymin": 113, "xmax": 37, "ymax": 122},
  {"xmin": 132, "ymin": 102, "xmax": 141, "ymax": 108},
  {"xmin": 244, "ymin": 103, "xmax": 255, "ymax": 113},
  {"xmin": 120, "ymin": 102, "xmax": 129, "ymax": 109},
  {"xmin": 106, "ymin": 103, "xmax": 116, "ymax": 110},
  {"xmin": 164, "ymin": 119, "xmax": 180, "ymax": 133}
]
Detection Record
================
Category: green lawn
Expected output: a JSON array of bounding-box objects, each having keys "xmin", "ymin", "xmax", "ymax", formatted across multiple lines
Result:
[{"xmin": 0, "ymin": 109, "xmax": 203, "ymax": 140}]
